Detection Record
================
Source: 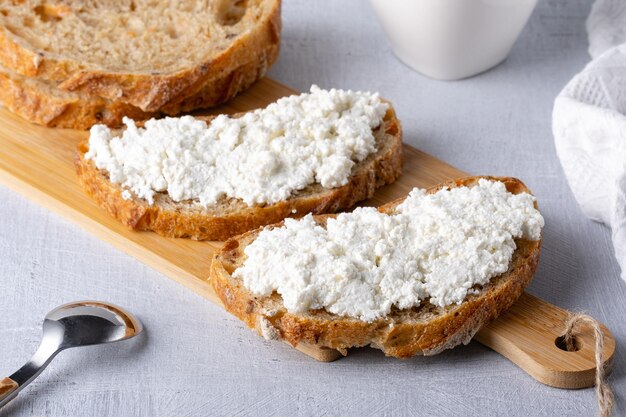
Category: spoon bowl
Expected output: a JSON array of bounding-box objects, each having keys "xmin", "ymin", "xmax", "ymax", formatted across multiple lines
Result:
[
  {"xmin": 0, "ymin": 301, "xmax": 142, "ymax": 408},
  {"xmin": 44, "ymin": 301, "xmax": 142, "ymax": 349}
]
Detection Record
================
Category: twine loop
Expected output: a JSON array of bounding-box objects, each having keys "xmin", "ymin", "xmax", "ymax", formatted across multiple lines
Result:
[{"xmin": 562, "ymin": 314, "xmax": 613, "ymax": 417}]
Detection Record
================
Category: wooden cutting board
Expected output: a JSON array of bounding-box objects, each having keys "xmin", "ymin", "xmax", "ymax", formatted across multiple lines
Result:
[{"xmin": 0, "ymin": 78, "xmax": 614, "ymax": 390}]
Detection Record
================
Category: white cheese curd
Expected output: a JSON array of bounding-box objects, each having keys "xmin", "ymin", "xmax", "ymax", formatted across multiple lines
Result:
[
  {"xmin": 85, "ymin": 85, "xmax": 388, "ymax": 206},
  {"xmin": 233, "ymin": 179, "xmax": 544, "ymax": 322}
]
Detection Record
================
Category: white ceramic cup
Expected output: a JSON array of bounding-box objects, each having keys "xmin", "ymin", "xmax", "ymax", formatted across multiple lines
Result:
[{"xmin": 370, "ymin": 0, "xmax": 538, "ymax": 80}]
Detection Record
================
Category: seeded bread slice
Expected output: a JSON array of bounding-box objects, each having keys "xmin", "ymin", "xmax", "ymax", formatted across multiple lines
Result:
[
  {"xmin": 0, "ymin": 45, "xmax": 276, "ymax": 129},
  {"xmin": 0, "ymin": 0, "xmax": 280, "ymax": 112},
  {"xmin": 75, "ymin": 106, "xmax": 403, "ymax": 241},
  {"xmin": 209, "ymin": 176, "xmax": 542, "ymax": 358}
]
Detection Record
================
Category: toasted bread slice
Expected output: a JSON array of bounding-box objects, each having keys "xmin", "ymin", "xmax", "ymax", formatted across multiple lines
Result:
[
  {"xmin": 0, "ymin": 0, "xmax": 280, "ymax": 112},
  {"xmin": 210, "ymin": 176, "xmax": 542, "ymax": 358},
  {"xmin": 75, "ymin": 106, "xmax": 403, "ymax": 241},
  {"xmin": 0, "ymin": 47, "xmax": 276, "ymax": 129}
]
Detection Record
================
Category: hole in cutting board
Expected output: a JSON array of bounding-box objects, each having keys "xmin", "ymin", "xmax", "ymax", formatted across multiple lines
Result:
[{"xmin": 555, "ymin": 335, "xmax": 581, "ymax": 352}]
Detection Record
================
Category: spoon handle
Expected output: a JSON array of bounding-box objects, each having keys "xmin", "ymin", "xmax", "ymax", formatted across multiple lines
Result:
[
  {"xmin": 0, "ymin": 377, "xmax": 19, "ymax": 406},
  {"xmin": 0, "ymin": 343, "xmax": 59, "ymax": 409}
]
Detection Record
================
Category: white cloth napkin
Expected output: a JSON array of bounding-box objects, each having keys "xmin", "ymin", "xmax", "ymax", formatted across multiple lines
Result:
[{"xmin": 553, "ymin": 0, "xmax": 626, "ymax": 282}]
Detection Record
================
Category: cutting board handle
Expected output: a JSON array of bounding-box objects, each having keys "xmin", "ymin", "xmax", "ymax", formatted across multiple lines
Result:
[{"xmin": 475, "ymin": 292, "xmax": 615, "ymax": 389}]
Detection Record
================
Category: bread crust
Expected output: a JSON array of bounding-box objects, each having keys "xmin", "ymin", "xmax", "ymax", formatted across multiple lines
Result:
[
  {"xmin": 74, "ymin": 106, "xmax": 403, "ymax": 240},
  {"xmin": 0, "ymin": 69, "xmax": 156, "ymax": 129},
  {"xmin": 0, "ymin": 45, "xmax": 278, "ymax": 129},
  {"xmin": 209, "ymin": 176, "xmax": 542, "ymax": 358},
  {"xmin": 0, "ymin": 0, "xmax": 281, "ymax": 112}
]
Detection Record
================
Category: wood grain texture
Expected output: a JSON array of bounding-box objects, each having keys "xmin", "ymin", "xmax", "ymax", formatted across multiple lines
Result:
[
  {"xmin": 475, "ymin": 293, "xmax": 615, "ymax": 389},
  {"xmin": 0, "ymin": 77, "xmax": 614, "ymax": 386}
]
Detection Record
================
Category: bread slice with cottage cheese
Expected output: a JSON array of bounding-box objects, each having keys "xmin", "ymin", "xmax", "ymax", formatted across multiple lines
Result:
[
  {"xmin": 0, "ymin": 0, "xmax": 280, "ymax": 121},
  {"xmin": 75, "ymin": 88, "xmax": 403, "ymax": 240},
  {"xmin": 210, "ymin": 176, "xmax": 543, "ymax": 358}
]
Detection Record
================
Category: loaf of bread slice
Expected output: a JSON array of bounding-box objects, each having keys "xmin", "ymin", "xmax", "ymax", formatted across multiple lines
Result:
[
  {"xmin": 0, "ymin": 49, "xmax": 274, "ymax": 129},
  {"xmin": 0, "ymin": 0, "xmax": 280, "ymax": 113},
  {"xmin": 0, "ymin": 66, "xmax": 156, "ymax": 129},
  {"xmin": 75, "ymin": 105, "xmax": 403, "ymax": 241},
  {"xmin": 210, "ymin": 176, "xmax": 542, "ymax": 358}
]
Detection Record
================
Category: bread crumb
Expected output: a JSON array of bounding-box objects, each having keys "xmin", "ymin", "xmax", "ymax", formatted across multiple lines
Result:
[
  {"xmin": 224, "ymin": 288, "xmax": 235, "ymax": 306},
  {"xmin": 33, "ymin": 53, "xmax": 42, "ymax": 69},
  {"xmin": 261, "ymin": 308, "xmax": 278, "ymax": 317},
  {"xmin": 258, "ymin": 317, "xmax": 279, "ymax": 340}
]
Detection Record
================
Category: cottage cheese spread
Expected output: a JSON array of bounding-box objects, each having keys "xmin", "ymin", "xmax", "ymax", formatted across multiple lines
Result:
[
  {"xmin": 233, "ymin": 179, "xmax": 544, "ymax": 322},
  {"xmin": 84, "ymin": 86, "xmax": 388, "ymax": 206}
]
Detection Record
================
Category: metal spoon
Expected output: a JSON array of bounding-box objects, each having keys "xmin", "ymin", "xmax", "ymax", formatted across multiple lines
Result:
[{"xmin": 0, "ymin": 301, "xmax": 142, "ymax": 408}]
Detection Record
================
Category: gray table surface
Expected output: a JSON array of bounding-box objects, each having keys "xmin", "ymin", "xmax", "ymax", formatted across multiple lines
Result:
[{"xmin": 1, "ymin": 1, "xmax": 624, "ymax": 416}]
